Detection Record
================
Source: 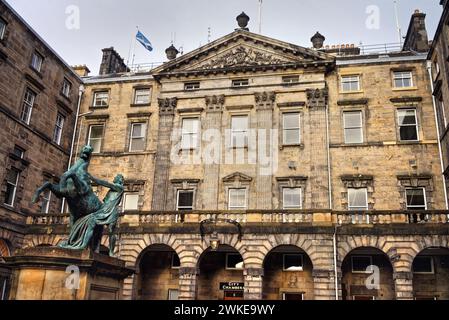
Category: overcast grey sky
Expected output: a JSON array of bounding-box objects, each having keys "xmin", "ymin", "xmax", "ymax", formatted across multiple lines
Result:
[{"xmin": 6, "ymin": 0, "xmax": 443, "ymax": 75}]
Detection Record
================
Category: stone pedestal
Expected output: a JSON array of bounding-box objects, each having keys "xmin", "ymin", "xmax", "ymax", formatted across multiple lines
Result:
[{"xmin": 5, "ymin": 247, "xmax": 134, "ymax": 300}]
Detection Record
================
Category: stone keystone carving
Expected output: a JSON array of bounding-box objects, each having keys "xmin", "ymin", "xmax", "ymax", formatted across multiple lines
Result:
[
  {"xmin": 255, "ymin": 91, "xmax": 276, "ymax": 105},
  {"xmin": 158, "ymin": 97, "xmax": 178, "ymax": 115},
  {"xmin": 306, "ymin": 88, "xmax": 328, "ymax": 108},
  {"xmin": 205, "ymin": 95, "xmax": 225, "ymax": 112},
  {"xmin": 198, "ymin": 46, "xmax": 289, "ymax": 70}
]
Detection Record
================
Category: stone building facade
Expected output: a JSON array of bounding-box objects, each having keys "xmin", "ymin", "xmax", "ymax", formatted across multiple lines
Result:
[
  {"xmin": 5, "ymin": 7, "xmax": 449, "ymax": 301},
  {"xmin": 0, "ymin": 0, "xmax": 82, "ymax": 299},
  {"xmin": 429, "ymin": 0, "xmax": 449, "ymax": 206}
]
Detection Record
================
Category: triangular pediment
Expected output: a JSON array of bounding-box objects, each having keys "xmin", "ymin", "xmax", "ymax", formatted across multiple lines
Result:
[
  {"xmin": 222, "ymin": 172, "xmax": 253, "ymax": 183},
  {"xmin": 153, "ymin": 30, "xmax": 334, "ymax": 76}
]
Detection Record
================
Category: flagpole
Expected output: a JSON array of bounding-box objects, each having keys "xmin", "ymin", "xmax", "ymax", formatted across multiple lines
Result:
[
  {"xmin": 258, "ymin": 0, "xmax": 263, "ymax": 34},
  {"xmin": 131, "ymin": 26, "xmax": 139, "ymax": 68}
]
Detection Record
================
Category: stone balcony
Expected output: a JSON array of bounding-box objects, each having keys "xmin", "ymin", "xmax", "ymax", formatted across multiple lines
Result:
[{"xmin": 26, "ymin": 210, "xmax": 449, "ymax": 228}]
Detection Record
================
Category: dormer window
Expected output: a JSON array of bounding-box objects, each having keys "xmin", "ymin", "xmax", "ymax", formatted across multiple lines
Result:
[{"xmin": 232, "ymin": 79, "xmax": 249, "ymax": 87}]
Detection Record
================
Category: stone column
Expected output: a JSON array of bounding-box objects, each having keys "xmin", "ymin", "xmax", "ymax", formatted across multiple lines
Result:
[
  {"xmin": 306, "ymin": 88, "xmax": 330, "ymax": 209},
  {"xmin": 122, "ymin": 274, "xmax": 135, "ymax": 300},
  {"xmin": 179, "ymin": 267, "xmax": 199, "ymax": 300},
  {"xmin": 244, "ymin": 268, "xmax": 264, "ymax": 300},
  {"xmin": 254, "ymin": 92, "xmax": 276, "ymax": 210},
  {"xmin": 152, "ymin": 98, "xmax": 178, "ymax": 210},
  {"xmin": 202, "ymin": 95, "xmax": 225, "ymax": 209},
  {"xmin": 394, "ymin": 271, "xmax": 414, "ymax": 300},
  {"xmin": 313, "ymin": 269, "xmax": 337, "ymax": 300}
]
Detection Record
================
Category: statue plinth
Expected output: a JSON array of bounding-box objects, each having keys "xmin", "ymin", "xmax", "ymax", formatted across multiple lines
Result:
[{"xmin": 5, "ymin": 247, "xmax": 134, "ymax": 300}]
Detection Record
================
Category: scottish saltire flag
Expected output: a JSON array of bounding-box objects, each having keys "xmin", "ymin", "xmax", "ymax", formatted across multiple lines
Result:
[{"xmin": 136, "ymin": 31, "xmax": 153, "ymax": 52}]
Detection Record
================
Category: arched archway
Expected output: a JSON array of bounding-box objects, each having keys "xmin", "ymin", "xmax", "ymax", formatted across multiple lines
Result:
[
  {"xmin": 263, "ymin": 245, "xmax": 314, "ymax": 300},
  {"xmin": 0, "ymin": 239, "xmax": 12, "ymax": 300},
  {"xmin": 341, "ymin": 247, "xmax": 394, "ymax": 300},
  {"xmin": 412, "ymin": 247, "xmax": 449, "ymax": 300},
  {"xmin": 135, "ymin": 244, "xmax": 181, "ymax": 300},
  {"xmin": 197, "ymin": 244, "xmax": 244, "ymax": 300}
]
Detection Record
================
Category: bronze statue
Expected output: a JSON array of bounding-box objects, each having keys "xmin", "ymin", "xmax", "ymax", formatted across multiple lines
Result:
[{"xmin": 32, "ymin": 145, "xmax": 124, "ymax": 255}]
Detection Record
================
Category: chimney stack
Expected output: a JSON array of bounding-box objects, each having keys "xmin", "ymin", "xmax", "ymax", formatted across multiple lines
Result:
[
  {"xmin": 72, "ymin": 65, "xmax": 91, "ymax": 77},
  {"xmin": 403, "ymin": 9, "xmax": 429, "ymax": 53},
  {"xmin": 99, "ymin": 47, "xmax": 130, "ymax": 75}
]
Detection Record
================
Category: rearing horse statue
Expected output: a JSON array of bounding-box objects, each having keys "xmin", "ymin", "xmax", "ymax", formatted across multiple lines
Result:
[{"xmin": 32, "ymin": 145, "xmax": 102, "ymax": 226}]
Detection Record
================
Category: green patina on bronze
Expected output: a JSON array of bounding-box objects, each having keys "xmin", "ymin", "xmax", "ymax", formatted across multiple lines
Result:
[{"xmin": 32, "ymin": 145, "xmax": 124, "ymax": 256}]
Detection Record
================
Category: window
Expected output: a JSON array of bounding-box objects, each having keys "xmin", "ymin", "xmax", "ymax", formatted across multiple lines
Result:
[
  {"xmin": 406, "ymin": 188, "xmax": 426, "ymax": 210},
  {"xmin": 231, "ymin": 115, "xmax": 248, "ymax": 148},
  {"xmin": 228, "ymin": 188, "xmax": 247, "ymax": 210},
  {"xmin": 20, "ymin": 89, "xmax": 36, "ymax": 124},
  {"xmin": 134, "ymin": 88, "xmax": 151, "ymax": 105},
  {"xmin": 283, "ymin": 254, "xmax": 304, "ymax": 271},
  {"xmin": 176, "ymin": 190, "xmax": 194, "ymax": 211},
  {"xmin": 393, "ymin": 71, "xmax": 413, "ymax": 88},
  {"xmin": 283, "ymin": 113, "xmax": 300, "ymax": 145},
  {"xmin": 62, "ymin": 79, "xmax": 71, "ymax": 98},
  {"xmin": 181, "ymin": 118, "xmax": 200, "ymax": 150},
  {"xmin": 0, "ymin": 18, "xmax": 6, "ymax": 40},
  {"xmin": 93, "ymin": 91, "xmax": 109, "ymax": 107},
  {"xmin": 123, "ymin": 193, "xmax": 139, "ymax": 211},
  {"xmin": 283, "ymin": 188, "xmax": 302, "ymax": 209},
  {"xmin": 4, "ymin": 169, "xmax": 19, "ymax": 206},
  {"xmin": 343, "ymin": 111, "xmax": 363, "ymax": 144},
  {"xmin": 348, "ymin": 188, "xmax": 368, "ymax": 211},
  {"xmin": 439, "ymin": 99, "xmax": 447, "ymax": 129},
  {"xmin": 341, "ymin": 75, "xmax": 360, "ymax": 92},
  {"xmin": 351, "ymin": 256, "xmax": 372, "ymax": 273},
  {"xmin": 282, "ymin": 76, "xmax": 299, "ymax": 84},
  {"xmin": 87, "ymin": 125, "xmax": 104, "ymax": 153},
  {"xmin": 413, "ymin": 256, "xmax": 434, "ymax": 274},
  {"xmin": 168, "ymin": 289, "xmax": 179, "ymax": 301},
  {"xmin": 184, "ymin": 82, "xmax": 200, "ymax": 91},
  {"xmin": 31, "ymin": 52, "xmax": 44, "ymax": 72},
  {"xmin": 397, "ymin": 109, "xmax": 418, "ymax": 141},
  {"xmin": 226, "ymin": 253, "xmax": 244, "ymax": 270},
  {"xmin": 171, "ymin": 254, "xmax": 181, "ymax": 269},
  {"xmin": 232, "ymin": 79, "xmax": 249, "ymax": 87},
  {"xmin": 53, "ymin": 113, "xmax": 65, "ymax": 145},
  {"xmin": 13, "ymin": 146, "xmax": 24, "ymax": 159},
  {"xmin": 129, "ymin": 123, "xmax": 146, "ymax": 152},
  {"xmin": 41, "ymin": 190, "xmax": 51, "ymax": 214}
]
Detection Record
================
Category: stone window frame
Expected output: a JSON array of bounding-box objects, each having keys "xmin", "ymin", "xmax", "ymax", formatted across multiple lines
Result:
[
  {"xmin": 173, "ymin": 110, "xmax": 203, "ymax": 154},
  {"xmin": 2, "ymin": 146, "xmax": 30, "ymax": 210},
  {"xmin": 86, "ymin": 123, "xmax": 106, "ymax": 154},
  {"xmin": 116, "ymin": 180, "xmax": 145, "ymax": 212},
  {"xmin": 30, "ymin": 50, "xmax": 44, "ymax": 73},
  {"xmin": 338, "ymin": 104, "xmax": 368, "ymax": 145},
  {"xmin": 222, "ymin": 172, "xmax": 252, "ymax": 210},
  {"xmin": 339, "ymin": 74, "xmax": 362, "ymax": 94},
  {"xmin": 125, "ymin": 114, "xmax": 150, "ymax": 153},
  {"xmin": 391, "ymin": 69, "xmax": 416, "ymax": 90},
  {"xmin": 340, "ymin": 175, "xmax": 375, "ymax": 210},
  {"xmin": 0, "ymin": 16, "xmax": 7, "ymax": 41},
  {"xmin": 170, "ymin": 179, "xmax": 200, "ymax": 211},
  {"xmin": 397, "ymin": 175, "xmax": 433, "ymax": 210},
  {"xmin": 227, "ymin": 111, "xmax": 251, "ymax": 150},
  {"xmin": 131, "ymin": 85, "xmax": 152, "ymax": 107},
  {"xmin": 276, "ymin": 176, "xmax": 307, "ymax": 210},
  {"xmin": 395, "ymin": 106, "xmax": 421, "ymax": 143},
  {"xmin": 91, "ymin": 89, "xmax": 111, "ymax": 109},
  {"xmin": 279, "ymin": 109, "xmax": 304, "ymax": 148},
  {"xmin": 180, "ymin": 117, "xmax": 201, "ymax": 151}
]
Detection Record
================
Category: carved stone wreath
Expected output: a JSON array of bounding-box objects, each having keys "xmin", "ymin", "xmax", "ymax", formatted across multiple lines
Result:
[{"xmin": 198, "ymin": 46, "xmax": 289, "ymax": 70}]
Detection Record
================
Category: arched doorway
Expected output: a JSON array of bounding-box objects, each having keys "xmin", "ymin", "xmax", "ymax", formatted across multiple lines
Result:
[
  {"xmin": 0, "ymin": 239, "xmax": 11, "ymax": 300},
  {"xmin": 135, "ymin": 244, "xmax": 180, "ymax": 300},
  {"xmin": 412, "ymin": 247, "xmax": 449, "ymax": 300},
  {"xmin": 197, "ymin": 245, "xmax": 244, "ymax": 300},
  {"xmin": 341, "ymin": 247, "xmax": 394, "ymax": 300},
  {"xmin": 263, "ymin": 245, "xmax": 314, "ymax": 300}
]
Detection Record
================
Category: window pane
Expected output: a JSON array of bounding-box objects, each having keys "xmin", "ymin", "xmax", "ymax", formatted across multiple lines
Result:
[
  {"xmin": 0, "ymin": 19, "xmax": 5, "ymax": 39},
  {"xmin": 399, "ymin": 126, "xmax": 418, "ymax": 141},
  {"xmin": 284, "ymin": 254, "xmax": 303, "ymax": 271},
  {"xmin": 352, "ymin": 256, "xmax": 371, "ymax": 272},
  {"xmin": 168, "ymin": 289, "xmax": 179, "ymax": 300},
  {"xmin": 177, "ymin": 191, "xmax": 194, "ymax": 210},
  {"xmin": 345, "ymin": 128, "xmax": 363, "ymax": 144},
  {"xmin": 398, "ymin": 110, "xmax": 417, "ymax": 125},
  {"xmin": 90, "ymin": 126, "xmax": 103, "ymax": 138},
  {"xmin": 231, "ymin": 116, "xmax": 248, "ymax": 130},
  {"xmin": 134, "ymin": 89, "xmax": 151, "ymax": 104},
  {"xmin": 124, "ymin": 194, "xmax": 139, "ymax": 211},
  {"xmin": 406, "ymin": 189, "xmax": 426, "ymax": 209},
  {"xmin": 344, "ymin": 112, "xmax": 362, "ymax": 128},
  {"xmin": 284, "ymin": 129, "xmax": 300, "ymax": 145},
  {"xmin": 284, "ymin": 113, "xmax": 299, "ymax": 129},
  {"xmin": 227, "ymin": 254, "xmax": 244, "ymax": 269},
  {"xmin": 41, "ymin": 190, "xmax": 51, "ymax": 213},
  {"xmin": 348, "ymin": 188, "xmax": 368, "ymax": 210},
  {"xmin": 131, "ymin": 138, "xmax": 145, "ymax": 151},
  {"xmin": 4, "ymin": 170, "xmax": 18, "ymax": 206},
  {"xmin": 132, "ymin": 123, "xmax": 144, "ymax": 137},
  {"xmin": 283, "ymin": 188, "xmax": 301, "ymax": 208},
  {"xmin": 413, "ymin": 257, "xmax": 433, "ymax": 273},
  {"xmin": 229, "ymin": 189, "xmax": 246, "ymax": 209},
  {"xmin": 94, "ymin": 92, "xmax": 109, "ymax": 106}
]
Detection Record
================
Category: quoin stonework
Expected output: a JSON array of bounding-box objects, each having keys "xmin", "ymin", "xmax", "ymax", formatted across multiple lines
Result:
[{"xmin": 1, "ymin": 0, "xmax": 449, "ymax": 301}]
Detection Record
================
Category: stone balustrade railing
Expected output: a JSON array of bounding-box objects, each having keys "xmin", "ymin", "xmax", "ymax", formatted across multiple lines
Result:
[{"xmin": 26, "ymin": 210, "xmax": 449, "ymax": 226}]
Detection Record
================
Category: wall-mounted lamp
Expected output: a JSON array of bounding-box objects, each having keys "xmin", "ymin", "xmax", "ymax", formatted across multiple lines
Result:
[
  {"xmin": 200, "ymin": 218, "xmax": 243, "ymax": 251},
  {"xmin": 210, "ymin": 231, "xmax": 220, "ymax": 251}
]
